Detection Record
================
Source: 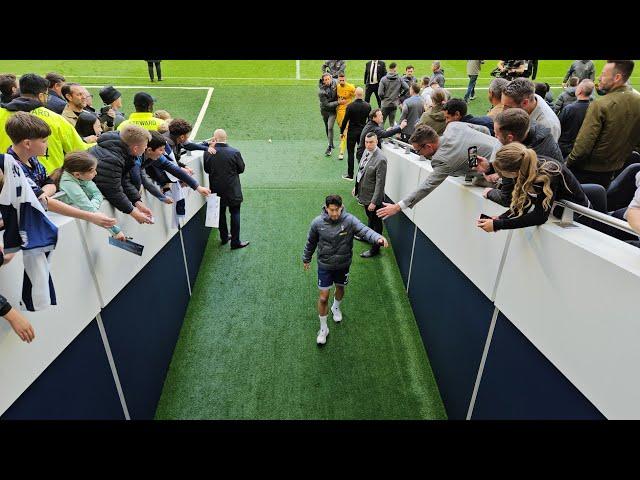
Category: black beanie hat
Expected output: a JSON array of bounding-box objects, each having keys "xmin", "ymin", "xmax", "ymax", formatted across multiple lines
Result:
[{"xmin": 99, "ymin": 86, "xmax": 121, "ymax": 105}]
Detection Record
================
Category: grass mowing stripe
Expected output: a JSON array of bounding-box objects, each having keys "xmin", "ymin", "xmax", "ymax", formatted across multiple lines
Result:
[{"xmin": 155, "ymin": 187, "xmax": 446, "ymax": 419}]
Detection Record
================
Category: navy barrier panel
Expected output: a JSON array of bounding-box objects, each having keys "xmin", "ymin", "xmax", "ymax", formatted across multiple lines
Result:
[
  {"xmin": 471, "ymin": 312, "xmax": 606, "ymax": 420},
  {"xmin": 406, "ymin": 227, "xmax": 494, "ymax": 420},
  {"xmin": 383, "ymin": 195, "xmax": 415, "ymax": 288},
  {"xmin": 181, "ymin": 206, "xmax": 211, "ymax": 288},
  {"xmin": 100, "ymin": 233, "xmax": 190, "ymax": 420},
  {"xmin": 1, "ymin": 319, "xmax": 124, "ymax": 420}
]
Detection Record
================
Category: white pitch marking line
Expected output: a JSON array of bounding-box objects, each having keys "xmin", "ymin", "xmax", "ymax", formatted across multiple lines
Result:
[
  {"xmin": 83, "ymin": 85, "xmax": 213, "ymax": 90},
  {"xmin": 189, "ymin": 88, "xmax": 214, "ymax": 141}
]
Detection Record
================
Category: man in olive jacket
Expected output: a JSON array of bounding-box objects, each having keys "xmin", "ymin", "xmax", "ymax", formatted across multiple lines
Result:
[
  {"xmin": 203, "ymin": 129, "xmax": 248, "ymax": 249},
  {"xmin": 566, "ymin": 61, "xmax": 640, "ymax": 189}
]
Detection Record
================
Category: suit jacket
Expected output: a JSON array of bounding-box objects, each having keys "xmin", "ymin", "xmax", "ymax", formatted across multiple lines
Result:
[
  {"xmin": 364, "ymin": 61, "xmax": 387, "ymax": 86},
  {"xmin": 356, "ymin": 148, "xmax": 387, "ymax": 206},
  {"xmin": 203, "ymin": 143, "xmax": 245, "ymax": 206}
]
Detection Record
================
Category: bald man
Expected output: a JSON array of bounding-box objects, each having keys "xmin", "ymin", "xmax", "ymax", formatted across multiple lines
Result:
[
  {"xmin": 203, "ymin": 129, "xmax": 249, "ymax": 249},
  {"xmin": 340, "ymin": 87, "xmax": 371, "ymax": 180}
]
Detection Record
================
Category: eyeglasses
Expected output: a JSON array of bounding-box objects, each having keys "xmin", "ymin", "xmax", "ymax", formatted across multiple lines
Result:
[{"xmin": 414, "ymin": 142, "xmax": 430, "ymax": 154}]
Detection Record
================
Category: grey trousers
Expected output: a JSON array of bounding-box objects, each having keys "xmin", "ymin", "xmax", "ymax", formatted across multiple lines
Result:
[
  {"xmin": 321, "ymin": 110, "xmax": 336, "ymax": 148},
  {"xmin": 382, "ymin": 106, "xmax": 397, "ymax": 128}
]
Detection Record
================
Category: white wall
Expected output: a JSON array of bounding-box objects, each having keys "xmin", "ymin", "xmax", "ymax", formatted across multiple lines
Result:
[{"xmin": 381, "ymin": 142, "xmax": 640, "ymax": 419}]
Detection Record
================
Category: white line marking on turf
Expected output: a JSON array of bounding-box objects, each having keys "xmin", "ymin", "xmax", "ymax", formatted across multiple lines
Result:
[
  {"xmin": 296, "ymin": 60, "xmax": 301, "ymax": 80},
  {"xmin": 189, "ymin": 88, "xmax": 214, "ymax": 141},
  {"xmin": 84, "ymin": 85, "xmax": 213, "ymax": 90}
]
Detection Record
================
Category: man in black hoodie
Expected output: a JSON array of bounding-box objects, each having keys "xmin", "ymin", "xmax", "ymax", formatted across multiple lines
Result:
[
  {"xmin": 478, "ymin": 108, "xmax": 563, "ymax": 207},
  {"xmin": 91, "ymin": 124, "xmax": 155, "ymax": 224}
]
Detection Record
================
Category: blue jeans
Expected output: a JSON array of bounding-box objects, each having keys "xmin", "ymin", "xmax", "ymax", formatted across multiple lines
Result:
[{"xmin": 464, "ymin": 75, "xmax": 478, "ymax": 102}]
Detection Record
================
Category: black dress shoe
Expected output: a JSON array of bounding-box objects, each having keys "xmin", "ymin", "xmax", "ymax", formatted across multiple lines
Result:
[
  {"xmin": 220, "ymin": 234, "xmax": 232, "ymax": 245},
  {"xmin": 360, "ymin": 249, "xmax": 379, "ymax": 258},
  {"xmin": 231, "ymin": 241, "xmax": 250, "ymax": 250}
]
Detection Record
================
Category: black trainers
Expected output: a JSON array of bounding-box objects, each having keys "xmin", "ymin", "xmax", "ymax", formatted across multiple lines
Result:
[
  {"xmin": 325, "ymin": 146, "xmax": 333, "ymax": 156},
  {"xmin": 342, "ymin": 174, "xmax": 353, "ymax": 181},
  {"xmin": 360, "ymin": 249, "xmax": 380, "ymax": 258}
]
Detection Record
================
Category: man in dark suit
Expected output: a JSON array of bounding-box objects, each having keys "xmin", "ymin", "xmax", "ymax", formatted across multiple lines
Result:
[
  {"xmin": 340, "ymin": 87, "xmax": 371, "ymax": 181},
  {"xmin": 203, "ymin": 129, "xmax": 249, "ymax": 249},
  {"xmin": 364, "ymin": 60, "xmax": 386, "ymax": 108},
  {"xmin": 354, "ymin": 132, "xmax": 388, "ymax": 258}
]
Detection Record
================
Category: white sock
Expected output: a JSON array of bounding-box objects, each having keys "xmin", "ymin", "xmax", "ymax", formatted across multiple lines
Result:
[
  {"xmin": 332, "ymin": 298, "xmax": 342, "ymax": 309},
  {"xmin": 319, "ymin": 315, "xmax": 328, "ymax": 331}
]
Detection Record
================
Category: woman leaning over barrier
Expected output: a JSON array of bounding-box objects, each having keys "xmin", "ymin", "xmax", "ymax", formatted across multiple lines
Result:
[{"xmin": 477, "ymin": 143, "xmax": 589, "ymax": 232}]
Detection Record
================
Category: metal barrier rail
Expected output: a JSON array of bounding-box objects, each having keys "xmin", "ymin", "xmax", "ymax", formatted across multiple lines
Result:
[
  {"xmin": 383, "ymin": 137, "xmax": 415, "ymax": 154},
  {"xmin": 556, "ymin": 200, "xmax": 639, "ymax": 237}
]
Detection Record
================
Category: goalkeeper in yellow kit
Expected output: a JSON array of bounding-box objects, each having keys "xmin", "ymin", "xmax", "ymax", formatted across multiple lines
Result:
[{"xmin": 336, "ymin": 73, "xmax": 356, "ymax": 160}]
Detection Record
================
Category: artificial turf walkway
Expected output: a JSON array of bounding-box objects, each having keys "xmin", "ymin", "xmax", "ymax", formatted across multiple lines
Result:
[{"xmin": 154, "ymin": 85, "xmax": 447, "ymax": 419}]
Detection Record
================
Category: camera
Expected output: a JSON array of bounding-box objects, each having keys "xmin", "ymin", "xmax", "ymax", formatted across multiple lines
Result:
[{"xmin": 100, "ymin": 105, "xmax": 111, "ymax": 115}]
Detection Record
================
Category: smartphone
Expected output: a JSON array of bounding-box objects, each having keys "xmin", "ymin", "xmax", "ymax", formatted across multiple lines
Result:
[
  {"xmin": 468, "ymin": 146, "xmax": 478, "ymax": 168},
  {"xmin": 479, "ymin": 214, "xmax": 491, "ymax": 220}
]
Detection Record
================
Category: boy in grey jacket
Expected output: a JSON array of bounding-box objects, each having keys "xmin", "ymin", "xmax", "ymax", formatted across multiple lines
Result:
[{"xmin": 302, "ymin": 194, "xmax": 388, "ymax": 345}]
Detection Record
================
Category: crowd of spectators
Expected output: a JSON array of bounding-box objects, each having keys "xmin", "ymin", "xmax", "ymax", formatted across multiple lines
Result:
[
  {"xmin": 0, "ymin": 71, "xmax": 217, "ymax": 342},
  {"xmin": 319, "ymin": 60, "xmax": 640, "ymax": 257}
]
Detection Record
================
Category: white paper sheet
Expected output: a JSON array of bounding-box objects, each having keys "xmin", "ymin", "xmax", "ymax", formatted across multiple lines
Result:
[{"xmin": 205, "ymin": 194, "xmax": 220, "ymax": 228}]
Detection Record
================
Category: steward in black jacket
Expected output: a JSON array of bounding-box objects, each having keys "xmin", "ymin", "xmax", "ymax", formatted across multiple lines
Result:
[{"xmin": 91, "ymin": 132, "xmax": 141, "ymax": 213}]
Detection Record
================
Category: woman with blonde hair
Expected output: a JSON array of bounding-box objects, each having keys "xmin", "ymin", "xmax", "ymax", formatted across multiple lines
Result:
[{"xmin": 477, "ymin": 142, "xmax": 588, "ymax": 232}]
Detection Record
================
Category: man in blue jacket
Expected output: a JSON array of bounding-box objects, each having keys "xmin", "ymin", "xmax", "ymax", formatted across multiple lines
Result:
[{"xmin": 302, "ymin": 194, "xmax": 388, "ymax": 346}]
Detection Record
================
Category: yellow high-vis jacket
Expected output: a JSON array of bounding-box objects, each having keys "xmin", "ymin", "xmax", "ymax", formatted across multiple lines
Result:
[
  {"xmin": 117, "ymin": 112, "xmax": 166, "ymax": 131},
  {"xmin": 0, "ymin": 100, "xmax": 93, "ymax": 174}
]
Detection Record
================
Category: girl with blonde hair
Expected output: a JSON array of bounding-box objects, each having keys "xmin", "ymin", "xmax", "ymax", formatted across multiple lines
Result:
[{"xmin": 477, "ymin": 142, "xmax": 588, "ymax": 232}]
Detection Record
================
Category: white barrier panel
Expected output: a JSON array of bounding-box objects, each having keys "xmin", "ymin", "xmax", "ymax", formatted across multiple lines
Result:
[
  {"xmin": 78, "ymin": 154, "xmax": 207, "ymax": 307},
  {"xmin": 382, "ymin": 144, "xmax": 510, "ymax": 300},
  {"xmin": 494, "ymin": 222, "xmax": 640, "ymax": 419},
  {"xmin": 181, "ymin": 152, "xmax": 207, "ymax": 224},
  {"xmin": 0, "ymin": 153, "xmax": 208, "ymax": 416},
  {"xmin": 0, "ymin": 215, "xmax": 103, "ymax": 415},
  {"xmin": 382, "ymin": 143, "xmax": 424, "ymax": 224}
]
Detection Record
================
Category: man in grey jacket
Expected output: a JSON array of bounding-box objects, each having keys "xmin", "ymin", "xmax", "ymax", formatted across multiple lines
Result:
[
  {"xmin": 563, "ymin": 60, "xmax": 595, "ymax": 86},
  {"xmin": 464, "ymin": 60, "xmax": 483, "ymax": 102},
  {"xmin": 399, "ymin": 84, "xmax": 425, "ymax": 141},
  {"xmin": 319, "ymin": 73, "xmax": 339, "ymax": 156},
  {"xmin": 430, "ymin": 61, "xmax": 446, "ymax": 88},
  {"xmin": 378, "ymin": 62, "xmax": 409, "ymax": 128},
  {"xmin": 501, "ymin": 77, "xmax": 561, "ymax": 141},
  {"xmin": 303, "ymin": 194, "xmax": 388, "ymax": 345},
  {"xmin": 377, "ymin": 122, "xmax": 501, "ymax": 219},
  {"xmin": 553, "ymin": 76, "xmax": 579, "ymax": 113},
  {"xmin": 322, "ymin": 60, "xmax": 346, "ymax": 79},
  {"xmin": 354, "ymin": 132, "xmax": 388, "ymax": 258}
]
